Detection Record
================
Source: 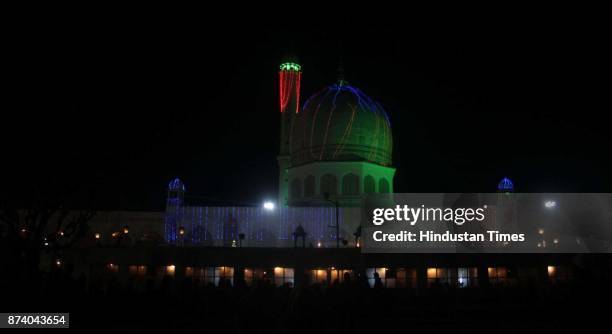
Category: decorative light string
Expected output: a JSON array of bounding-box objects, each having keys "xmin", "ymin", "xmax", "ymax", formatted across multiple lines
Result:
[
  {"xmin": 299, "ymin": 84, "xmax": 392, "ymax": 165},
  {"xmin": 279, "ymin": 63, "xmax": 302, "ymax": 114}
]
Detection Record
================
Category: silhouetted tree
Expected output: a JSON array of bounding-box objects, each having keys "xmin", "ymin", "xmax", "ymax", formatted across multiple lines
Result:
[{"xmin": 0, "ymin": 189, "xmax": 95, "ymax": 278}]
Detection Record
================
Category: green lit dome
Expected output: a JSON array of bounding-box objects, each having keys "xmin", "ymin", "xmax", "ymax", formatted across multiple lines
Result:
[{"xmin": 290, "ymin": 83, "xmax": 392, "ymax": 166}]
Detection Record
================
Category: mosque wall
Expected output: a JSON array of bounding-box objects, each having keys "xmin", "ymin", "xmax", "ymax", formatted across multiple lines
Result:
[{"xmin": 168, "ymin": 206, "xmax": 362, "ymax": 248}]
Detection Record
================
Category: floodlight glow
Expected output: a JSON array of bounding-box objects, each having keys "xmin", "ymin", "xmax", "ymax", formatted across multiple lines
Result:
[
  {"xmin": 263, "ymin": 201, "xmax": 275, "ymax": 211},
  {"xmin": 544, "ymin": 200, "xmax": 557, "ymax": 209}
]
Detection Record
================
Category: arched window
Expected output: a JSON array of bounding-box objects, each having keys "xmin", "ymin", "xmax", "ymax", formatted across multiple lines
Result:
[
  {"xmin": 379, "ymin": 178, "xmax": 390, "ymax": 193},
  {"xmin": 320, "ymin": 174, "xmax": 337, "ymax": 196},
  {"xmin": 304, "ymin": 175, "xmax": 315, "ymax": 197},
  {"xmin": 290, "ymin": 178, "xmax": 302, "ymax": 199},
  {"xmin": 364, "ymin": 175, "xmax": 375, "ymax": 194},
  {"xmin": 342, "ymin": 173, "xmax": 360, "ymax": 195}
]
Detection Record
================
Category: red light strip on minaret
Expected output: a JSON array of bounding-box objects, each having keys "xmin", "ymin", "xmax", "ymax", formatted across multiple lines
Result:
[{"xmin": 279, "ymin": 65, "xmax": 301, "ymax": 114}]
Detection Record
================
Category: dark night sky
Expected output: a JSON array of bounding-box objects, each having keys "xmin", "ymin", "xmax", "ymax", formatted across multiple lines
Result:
[{"xmin": 4, "ymin": 22, "xmax": 610, "ymax": 211}]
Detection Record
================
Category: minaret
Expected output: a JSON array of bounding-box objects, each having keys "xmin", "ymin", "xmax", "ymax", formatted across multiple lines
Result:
[
  {"xmin": 165, "ymin": 178, "xmax": 185, "ymax": 243},
  {"xmin": 277, "ymin": 60, "xmax": 302, "ymax": 207},
  {"xmin": 496, "ymin": 177, "xmax": 518, "ymax": 235}
]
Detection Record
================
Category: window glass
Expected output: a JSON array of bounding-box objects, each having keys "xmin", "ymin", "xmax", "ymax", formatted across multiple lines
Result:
[{"xmin": 273, "ymin": 267, "xmax": 294, "ymax": 287}]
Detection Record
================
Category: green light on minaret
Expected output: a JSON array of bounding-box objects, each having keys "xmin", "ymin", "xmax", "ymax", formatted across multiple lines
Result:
[{"xmin": 279, "ymin": 62, "xmax": 301, "ymax": 71}]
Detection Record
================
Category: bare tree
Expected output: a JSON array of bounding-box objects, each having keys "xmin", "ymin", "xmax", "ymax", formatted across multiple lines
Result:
[{"xmin": 0, "ymin": 193, "xmax": 95, "ymax": 278}]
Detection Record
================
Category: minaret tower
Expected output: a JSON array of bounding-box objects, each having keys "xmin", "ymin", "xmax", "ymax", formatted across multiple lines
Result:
[
  {"xmin": 496, "ymin": 177, "xmax": 518, "ymax": 234},
  {"xmin": 165, "ymin": 177, "xmax": 185, "ymax": 243},
  {"xmin": 277, "ymin": 60, "xmax": 302, "ymax": 207}
]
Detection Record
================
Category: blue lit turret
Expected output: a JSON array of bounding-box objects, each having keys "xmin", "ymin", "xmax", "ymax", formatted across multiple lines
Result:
[{"xmin": 497, "ymin": 177, "xmax": 514, "ymax": 193}]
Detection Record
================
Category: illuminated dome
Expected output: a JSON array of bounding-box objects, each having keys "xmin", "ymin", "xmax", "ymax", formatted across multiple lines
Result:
[
  {"xmin": 498, "ymin": 177, "xmax": 514, "ymax": 192},
  {"xmin": 168, "ymin": 178, "xmax": 185, "ymax": 191},
  {"xmin": 290, "ymin": 82, "xmax": 392, "ymax": 166}
]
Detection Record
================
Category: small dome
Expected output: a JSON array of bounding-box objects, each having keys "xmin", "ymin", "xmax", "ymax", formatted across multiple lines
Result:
[
  {"xmin": 497, "ymin": 177, "xmax": 514, "ymax": 192},
  {"xmin": 168, "ymin": 178, "xmax": 186, "ymax": 191},
  {"xmin": 290, "ymin": 83, "xmax": 392, "ymax": 166}
]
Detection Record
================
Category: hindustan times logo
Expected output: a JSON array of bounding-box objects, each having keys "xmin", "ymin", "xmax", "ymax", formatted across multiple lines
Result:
[{"xmin": 372, "ymin": 205, "xmax": 487, "ymax": 226}]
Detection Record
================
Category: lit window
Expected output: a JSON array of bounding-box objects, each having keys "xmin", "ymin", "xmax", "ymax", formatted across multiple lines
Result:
[
  {"xmin": 384, "ymin": 268, "xmax": 397, "ymax": 288},
  {"xmin": 204, "ymin": 267, "xmax": 217, "ymax": 284},
  {"xmin": 186, "ymin": 266, "xmax": 233, "ymax": 286},
  {"xmin": 244, "ymin": 268, "xmax": 266, "ymax": 286},
  {"xmin": 168, "ymin": 265, "xmax": 176, "ymax": 275},
  {"xmin": 396, "ymin": 268, "xmax": 417, "ymax": 288},
  {"xmin": 366, "ymin": 268, "xmax": 389, "ymax": 288},
  {"xmin": 213, "ymin": 266, "xmax": 234, "ymax": 286},
  {"xmin": 426, "ymin": 268, "xmax": 437, "ymax": 279},
  {"xmin": 488, "ymin": 267, "xmax": 509, "ymax": 286},
  {"xmin": 107, "ymin": 263, "xmax": 119, "ymax": 274},
  {"xmin": 457, "ymin": 267, "xmax": 478, "ymax": 288},
  {"xmin": 158, "ymin": 265, "xmax": 176, "ymax": 276},
  {"xmin": 330, "ymin": 269, "xmax": 353, "ymax": 284},
  {"xmin": 426, "ymin": 268, "xmax": 452, "ymax": 287},
  {"xmin": 548, "ymin": 265, "xmax": 572, "ymax": 283},
  {"xmin": 310, "ymin": 269, "xmax": 328, "ymax": 284},
  {"xmin": 273, "ymin": 267, "xmax": 294, "ymax": 287},
  {"xmin": 129, "ymin": 265, "xmax": 147, "ymax": 277}
]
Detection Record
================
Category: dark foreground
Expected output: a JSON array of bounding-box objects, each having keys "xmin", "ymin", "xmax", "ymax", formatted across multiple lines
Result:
[{"xmin": 1, "ymin": 270, "xmax": 611, "ymax": 333}]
